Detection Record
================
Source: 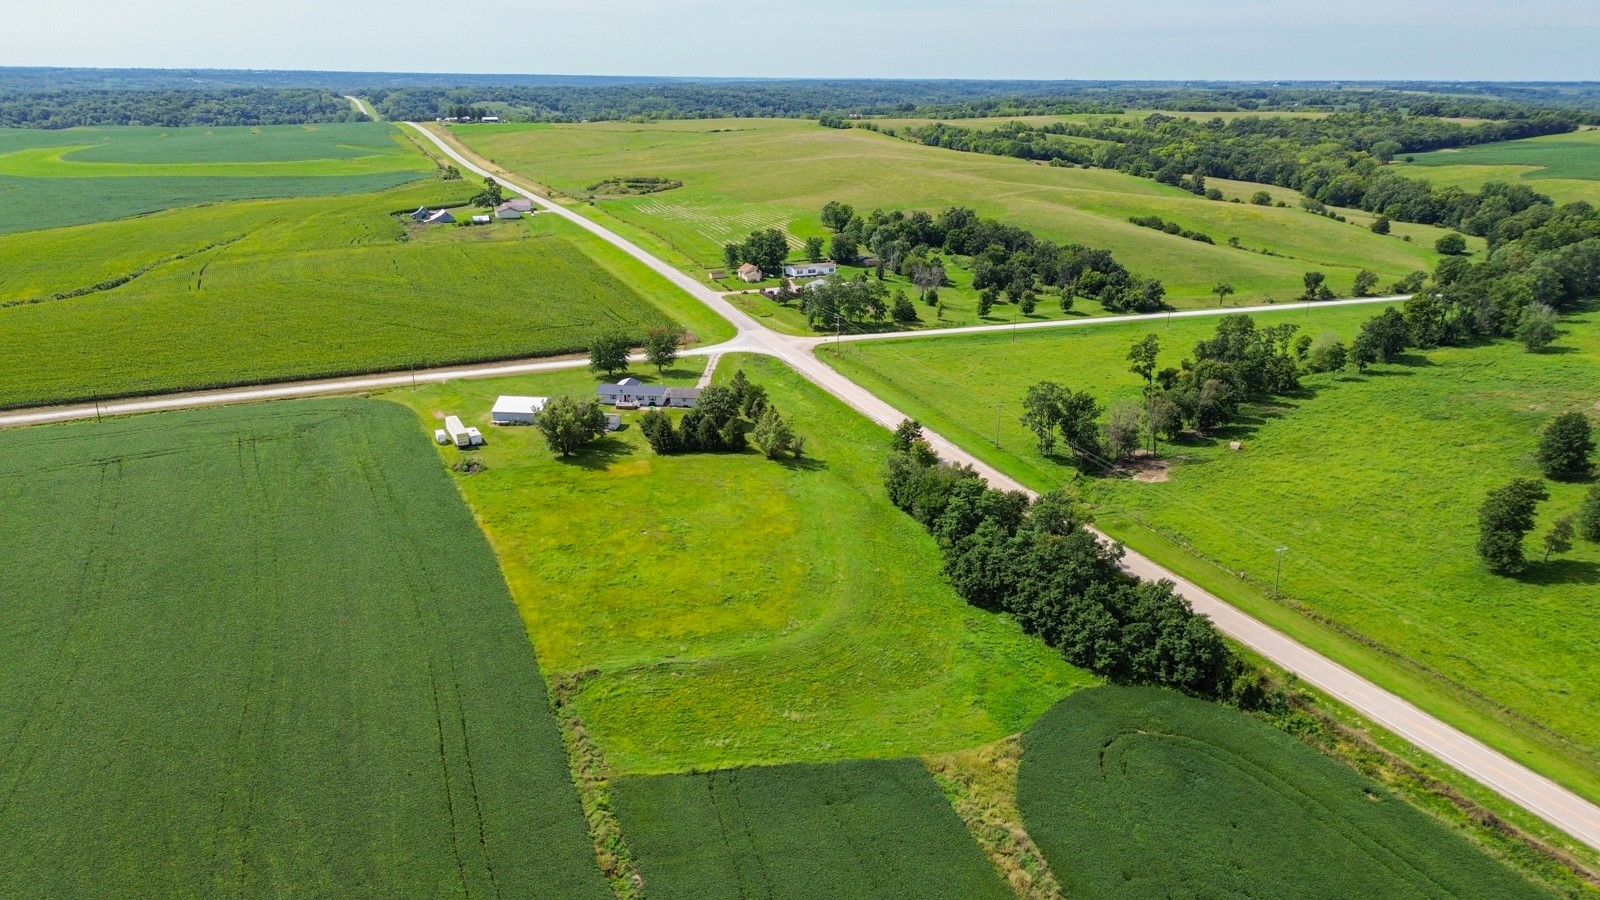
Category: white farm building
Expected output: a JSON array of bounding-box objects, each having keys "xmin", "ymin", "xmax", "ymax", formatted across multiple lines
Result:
[
  {"xmin": 782, "ymin": 261, "xmax": 838, "ymax": 278},
  {"xmin": 491, "ymin": 396, "xmax": 548, "ymax": 425}
]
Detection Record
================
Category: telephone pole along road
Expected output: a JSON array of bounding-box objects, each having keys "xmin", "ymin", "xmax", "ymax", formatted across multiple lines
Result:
[{"xmin": 403, "ymin": 121, "xmax": 1600, "ymax": 852}]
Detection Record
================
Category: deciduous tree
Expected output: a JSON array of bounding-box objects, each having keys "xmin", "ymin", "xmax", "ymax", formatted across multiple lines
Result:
[
  {"xmin": 587, "ymin": 331, "xmax": 631, "ymax": 377},
  {"xmin": 644, "ymin": 326, "xmax": 682, "ymax": 374},
  {"xmin": 537, "ymin": 395, "xmax": 608, "ymax": 458},
  {"xmin": 803, "ymin": 235, "xmax": 825, "ymax": 261},
  {"xmin": 1477, "ymin": 478, "xmax": 1549, "ymax": 575},
  {"xmin": 1211, "ymin": 281, "xmax": 1235, "ymax": 307},
  {"xmin": 1537, "ymin": 411, "xmax": 1595, "ymax": 479},
  {"xmin": 1544, "ymin": 515, "xmax": 1575, "ymax": 562},
  {"xmin": 1517, "ymin": 302, "xmax": 1559, "ymax": 352}
]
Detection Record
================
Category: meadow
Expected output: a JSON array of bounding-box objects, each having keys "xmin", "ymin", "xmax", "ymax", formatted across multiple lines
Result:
[
  {"xmin": 0, "ymin": 399, "xmax": 607, "ymax": 897},
  {"xmin": 0, "ymin": 180, "xmax": 732, "ymax": 409},
  {"xmin": 1019, "ymin": 687, "xmax": 1552, "ymax": 899},
  {"xmin": 613, "ymin": 759, "xmax": 1011, "ymax": 899},
  {"xmin": 387, "ymin": 353, "xmax": 1091, "ymax": 775},
  {"xmin": 450, "ymin": 119, "xmax": 1445, "ymax": 310},
  {"xmin": 1399, "ymin": 128, "xmax": 1600, "ymax": 207},
  {"xmin": 819, "ymin": 303, "xmax": 1600, "ymax": 802},
  {"xmin": 0, "ymin": 122, "xmax": 433, "ymax": 233}
]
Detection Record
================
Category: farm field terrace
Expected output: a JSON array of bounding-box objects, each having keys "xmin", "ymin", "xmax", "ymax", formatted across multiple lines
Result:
[
  {"xmin": 1020, "ymin": 687, "xmax": 1552, "ymax": 899},
  {"xmin": 0, "ymin": 179, "xmax": 731, "ymax": 409},
  {"xmin": 1398, "ymin": 128, "xmax": 1600, "ymax": 207},
  {"xmin": 613, "ymin": 758, "xmax": 1012, "ymax": 900},
  {"xmin": 0, "ymin": 399, "xmax": 607, "ymax": 898},
  {"xmin": 387, "ymin": 353, "xmax": 1091, "ymax": 775},
  {"xmin": 447, "ymin": 118, "xmax": 1446, "ymax": 311},
  {"xmin": 0, "ymin": 122, "xmax": 434, "ymax": 233},
  {"xmin": 819, "ymin": 303, "xmax": 1600, "ymax": 805}
]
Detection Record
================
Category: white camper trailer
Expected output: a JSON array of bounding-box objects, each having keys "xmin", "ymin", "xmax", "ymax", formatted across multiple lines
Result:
[{"xmin": 444, "ymin": 415, "xmax": 473, "ymax": 448}]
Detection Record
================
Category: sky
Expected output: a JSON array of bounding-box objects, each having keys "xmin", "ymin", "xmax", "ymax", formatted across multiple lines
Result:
[{"xmin": 1, "ymin": 0, "xmax": 1596, "ymax": 81}]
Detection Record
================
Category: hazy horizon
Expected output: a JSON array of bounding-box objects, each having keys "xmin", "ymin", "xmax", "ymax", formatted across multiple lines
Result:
[{"xmin": 0, "ymin": 0, "xmax": 1595, "ymax": 82}]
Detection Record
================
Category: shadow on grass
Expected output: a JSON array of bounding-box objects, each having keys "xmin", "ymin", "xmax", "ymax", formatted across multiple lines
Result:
[
  {"xmin": 774, "ymin": 455, "xmax": 829, "ymax": 473},
  {"xmin": 559, "ymin": 436, "xmax": 636, "ymax": 471},
  {"xmin": 1522, "ymin": 559, "xmax": 1600, "ymax": 586}
]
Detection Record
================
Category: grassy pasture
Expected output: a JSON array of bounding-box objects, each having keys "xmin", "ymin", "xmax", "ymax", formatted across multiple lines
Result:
[
  {"xmin": 1399, "ymin": 129, "xmax": 1600, "ymax": 206},
  {"xmin": 612, "ymin": 759, "xmax": 1012, "ymax": 900},
  {"xmin": 452, "ymin": 119, "xmax": 1444, "ymax": 309},
  {"xmin": 0, "ymin": 399, "xmax": 607, "ymax": 898},
  {"xmin": 1019, "ymin": 687, "xmax": 1551, "ymax": 899},
  {"xmin": 819, "ymin": 304, "xmax": 1600, "ymax": 801},
  {"xmin": 0, "ymin": 181, "xmax": 732, "ymax": 409},
  {"xmin": 0, "ymin": 123, "xmax": 432, "ymax": 233},
  {"xmin": 387, "ymin": 353, "xmax": 1090, "ymax": 775}
]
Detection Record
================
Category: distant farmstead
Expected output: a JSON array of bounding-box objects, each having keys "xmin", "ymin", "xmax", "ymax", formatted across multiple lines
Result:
[
  {"xmin": 596, "ymin": 377, "xmax": 700, "ymax": 409},
  {"xmin": 737, "ymin": 262, "xmax": 763, "ymax": 283},
  {"xmin": 494, "ymin": 199, "xmax": 533, "ymax": 219},
  {"xmin": 783, "ymin": 261, "xmax": 838, "ymax": 278}
]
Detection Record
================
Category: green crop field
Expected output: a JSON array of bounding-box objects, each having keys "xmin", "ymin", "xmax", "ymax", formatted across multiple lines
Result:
[
  {"xmin": 0, "ymin": 399, "xmax": 607, "ymax": 898},
  {"xmin": 819, "ymin": 304, "xmax": 1600, "ymax": 802},
  {"xmin": 0, "ymin": 123, "xmax": 433, "ymax": 233},
  {"xmin": 0, "ymin": 180, "xmax": 731, "ymax": 409},
  {"xmin": 613, "ymin": 758, "xmax": 1012, "ymax": 899},
  {"xmin": 1398, "ymin": 129, "xmax": 1600, "ymax": 207},
  {"xmin": 387, "ymin": 353, "xmax": 1091, "ymax": 775},
  {"xmin": 1019, "ymin": 687, "xmax": 1551, "ymax": 899},
  {"xmin": 449, "ymin": 119, "xmax": 1445, "ymax": 310}
]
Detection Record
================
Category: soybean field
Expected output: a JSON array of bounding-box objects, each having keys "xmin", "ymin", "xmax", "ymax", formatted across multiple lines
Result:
[
  {"xmin": 0, "ymin": 399, "xmax": 607, "ymax": 897},
  {"xmin": 1018, "ymin": 687, "xmax": 1553, "ymax": 899},
  {"xmin": 613, "ymin": 759, "xmax": 1012, "ymax": 900}
]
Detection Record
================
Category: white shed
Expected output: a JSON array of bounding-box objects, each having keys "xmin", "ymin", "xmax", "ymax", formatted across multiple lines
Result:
[{"xmin": 491, "ymin": 395, "xmax": 548, "ymax": 425}]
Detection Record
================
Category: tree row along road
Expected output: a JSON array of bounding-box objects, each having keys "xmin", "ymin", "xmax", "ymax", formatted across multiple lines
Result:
[{"xmin": 402, "ymin": 122, "xmax": 1600, "ymax": 853}]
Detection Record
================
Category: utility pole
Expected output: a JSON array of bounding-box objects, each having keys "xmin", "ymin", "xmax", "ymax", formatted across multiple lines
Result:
[
  {"xmin": 1274, "ymin": 546, "xmax": 1289, "ymax": 598},
  {"xmin": 93, "ymin": 392, "xmax": 101, "ymax": 424}
]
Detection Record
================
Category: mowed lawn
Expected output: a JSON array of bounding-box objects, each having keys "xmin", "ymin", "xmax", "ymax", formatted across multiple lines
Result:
[
  {"xmin": 613, "ymin": 759, "xmax": 1011, "ymax": 900},
  {"xmin": 388, "ymin": 354, "xmax": 1091, "ymax": 775},
  {"xmin": 0, "ymin": 400, "xmax": 606, "ymax": 898},
  {"xmin": 1399, "ymin": 128, "xmax": 1600, "ymax": 207},
  {"xmin": 453, "ymin": 118, "xmax": 1444, "ymax": 308},
  {"xmin": 0, "ymin": 180, "xmax": 731, "ymax": 409},
  {"xmin": 0, "ymin": 122, "xmax": 432, "ymax": 233},
  {"xmin": 820, "ymin": 304, "xmax": 1600, "ymax": 801},
  {"xmin": 1020, "ymin": 687, "xmax": 1551, "ymax": 899}
]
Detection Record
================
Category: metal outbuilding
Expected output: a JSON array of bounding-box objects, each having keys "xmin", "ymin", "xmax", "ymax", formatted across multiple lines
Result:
[{"xmin": 491, "ymin": 396, "xmax": 548, "ymax": 425}]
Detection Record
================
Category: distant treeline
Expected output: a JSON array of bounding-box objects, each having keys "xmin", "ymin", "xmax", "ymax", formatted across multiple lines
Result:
[
  {"xmin": 0, "ymin": 89, "xmax": 363, "ymax": 128},
  {"xmin": 902, "ymin": 111, "xmax": 1585, "ymax": 230}
]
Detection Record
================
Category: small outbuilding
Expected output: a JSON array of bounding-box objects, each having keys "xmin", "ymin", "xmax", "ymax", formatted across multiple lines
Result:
[
  {"xmin": 471, "ymin": 214, "xmax": 492, "ymax": 225},
  {"xmin": 491, "ymin": 395, "xmax": 548, "ymax": 425},
  {"xmin": 444, "ymin": 415, "xmax": 472, "ymax": 448},
  {"xmin": 424, "ymin": 209, "xmax": 456, "ymax": 225},
  {"xmin": 737, "ymin": 262, "xmax": 763, "ymax": 283},
  {"xmin": 409, "ymin": 206, "xmax": 432, "ymax": 221}
]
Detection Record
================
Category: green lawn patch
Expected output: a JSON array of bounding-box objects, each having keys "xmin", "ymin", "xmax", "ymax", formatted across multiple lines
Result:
[
  {"xmin": 1019, "ymin": 686, "xmax": 1552, "ymax": 899},
  {"xmin": 613, "ymin": 759, "xmax": 1012, "ymax": 900},
  {"xmin": 819, "ymin": 303, "xmax": 1600, "ymax": 802},
  {"xmin": 386, "ymin": 353, "xmax": 1091, "ymax": 775},
  {"xmin": 456, "ymin": 118, "xmax": 1444, "ymax": 308},
  {"xmin": 0, "ymin": 182, "xmax": 729, "ymax": 409},
  {"xmin": 0, "ymin": 399, "xmax": 606, "ymax": 898}
]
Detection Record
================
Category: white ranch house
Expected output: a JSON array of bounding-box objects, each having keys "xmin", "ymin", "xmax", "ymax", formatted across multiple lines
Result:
[
  {"xmin": 783, "ymin": 261, "xmax": 837, "ymax": 278},
  {"xmin": 596, "ymin": 377, "xmax": 701, "ymax": 409}
]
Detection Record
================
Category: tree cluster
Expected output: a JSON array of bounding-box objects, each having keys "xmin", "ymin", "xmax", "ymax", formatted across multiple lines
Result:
[
  {"xmin": 724, "ymin": 228, "xmax": 789, "ymax": 275},
  {"xmin": 899, "ymin": 110, "xmax": 1585, "ymax": 233},
  {"xmin": 0, "ymin": 88, "xmax": 362, "ymax": 128},
  {"xmin": 638, "ymin": 370, "xmax": 804, "ymax": 459},
  {"xmin": 1477, "ymin": 414, "xmax": 1596, "ymax": 574},
  {"xmin": 1128, "ymin": 215, "xmax": 1215, "ymax": 244},
  {"xmin": 839, "ymin": 203, "xmax": 1160, "ymax": 314},
  {"xmin": 883, "ymin": 423, "xmax": 1253, "ymax": 703}
]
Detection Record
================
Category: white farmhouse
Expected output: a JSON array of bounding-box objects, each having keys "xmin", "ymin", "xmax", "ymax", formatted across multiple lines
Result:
[{"xmin": 782, "ymin": 261, "xmax": 838, "ymax": 278}]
